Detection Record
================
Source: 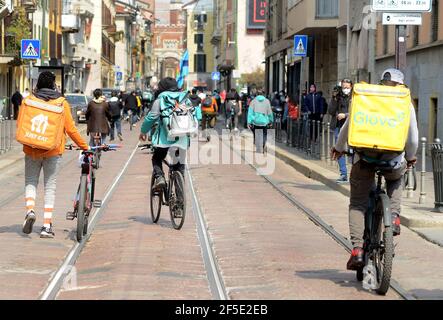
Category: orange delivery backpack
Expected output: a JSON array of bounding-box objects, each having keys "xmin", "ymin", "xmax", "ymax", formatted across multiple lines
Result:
[{"xmin": 16, "ymin": 96, "xmax": 66, "ymax": 151}]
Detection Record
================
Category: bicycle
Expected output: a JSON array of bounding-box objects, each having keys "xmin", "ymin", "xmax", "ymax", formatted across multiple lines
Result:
[
  {"xmin": 202, "ymin": 112, "xmax": 216, "ymax": 142},
  {"xmin": 139, "ymin": 144, "xmax": 186, "ymax": 230},
  {"xmin": 356, "ymin": 165, "xmax": 395, "ymax": 296},
  {"xmin": 66, "ymin": 144, "xmax": 120, "ymax": 242},
  {"xmin": 91, "ymin": 133, "xmax": 104, "ymax": 169}
]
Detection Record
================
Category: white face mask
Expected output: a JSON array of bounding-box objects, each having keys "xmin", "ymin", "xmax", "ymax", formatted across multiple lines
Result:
[{"xmin": 342, "ymin": 88, "xmax": 351, "ymax": 95}]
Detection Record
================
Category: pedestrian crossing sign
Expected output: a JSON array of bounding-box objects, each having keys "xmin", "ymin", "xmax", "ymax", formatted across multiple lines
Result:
[
  {"xmin": 21, "ymin": 39, "xmax": 41, "ymax": 60},
  {"xmin": 294, "ymin": 35, "xmax": 308, "ymax": 57}
]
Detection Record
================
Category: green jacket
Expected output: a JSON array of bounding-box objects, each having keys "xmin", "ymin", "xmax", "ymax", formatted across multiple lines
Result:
[
  {"xmin": 247, "ymin": 95, "xmax": 274, "ymax": 126},
  {"xmin": 141, "ymin": 92, "xmax": 194, "ymax": 150}
]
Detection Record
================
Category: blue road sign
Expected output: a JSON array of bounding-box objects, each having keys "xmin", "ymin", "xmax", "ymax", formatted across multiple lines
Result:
[
  {"xmin": 294, "ymin": 35, "xmax": 308, "ymax": 57},
  {"xmin": 116, "ymin": 72, "xmax": 123, "ymax": 81},
  {"xmin": 211, "ymin": 72, "xmax": 221, "ymax": 81},
  {"xmin": 21, "ymin": 39, "xmax": 41, "ymax": 59}
]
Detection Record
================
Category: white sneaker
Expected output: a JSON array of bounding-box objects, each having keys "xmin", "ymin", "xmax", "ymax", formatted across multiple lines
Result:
[{"xmin": 22, "ymin": 211, "xmax": 36, "ymax": 234}]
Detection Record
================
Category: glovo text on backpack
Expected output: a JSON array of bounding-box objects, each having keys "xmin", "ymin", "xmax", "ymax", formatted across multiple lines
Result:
[
  {"xmin": 16, "ymin": 96, "xmax": 66, "ymax": 153},
  {"xmin": 348, "ymin": 83, "xmax": 412, "ymax": 153}
]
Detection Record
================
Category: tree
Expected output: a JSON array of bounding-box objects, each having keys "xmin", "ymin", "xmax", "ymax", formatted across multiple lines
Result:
[
  {"xmin": 239, "ymin": 67, "xmax": 265, "ymax": 90},
  {"xmin": 6, "ymin": 7, "xmax": 32, "ymax": 66}
]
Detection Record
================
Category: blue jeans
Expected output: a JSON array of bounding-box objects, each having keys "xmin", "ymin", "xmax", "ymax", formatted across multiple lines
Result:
[
  {"xmin": 335, "ymin": 128, "xmax": 347, "ymax": 178},
  {"xmin": 89, "ymin": 133, "xmax": 107, "ymax": 147},
  {"xmin": 110, "ymin": 118, "xmax": 122, "ymax": 140}
]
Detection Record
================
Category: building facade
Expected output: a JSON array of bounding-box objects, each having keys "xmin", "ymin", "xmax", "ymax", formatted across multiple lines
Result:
[
  {"xmin": 152, "ymin": 0, "xmax": 186, "ymax": 81},
  {"xmin": 212, "ymin": 0, "xmax": 266, "ymax": 92},
  {"xmin": 183, "ymin": 0, "xmax": 215, "ymax": 90}
]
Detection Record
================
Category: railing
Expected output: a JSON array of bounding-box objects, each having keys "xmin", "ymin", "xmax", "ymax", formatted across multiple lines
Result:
[{"xmin": 0, "ymin": 97, "xmax": 14, "ymax": 155}]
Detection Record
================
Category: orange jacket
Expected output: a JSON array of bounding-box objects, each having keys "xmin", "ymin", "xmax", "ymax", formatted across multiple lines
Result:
[
  {"xmin": 202, "ymin": 97, "xmax": 218, "ymax": 114},
  {"xmin": 22, "ymin": 96, "xmax": 88, "ymax": 159}
]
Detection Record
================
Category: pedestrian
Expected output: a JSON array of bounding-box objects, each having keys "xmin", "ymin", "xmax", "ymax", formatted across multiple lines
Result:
[
  {"xmin": 303, "ymin": 84, "xmax": 324, "ymax": 141},
  {"xmin": 108, "ymin": 90, "xmax": 123, "ymax": 142},
  {"xmin": 248, "ymin": 89, "xmax": 274, "ymax": 153},
  {"xmin": 86, "ymin": 89, "xmax": 111, "ymax": 146},
  {"xmin": 19, "ymin": 71, "xmax": 89, "ymax": 238},
  {"xmin": 225, "ymin": 88, "xmax": 242, "ymax": 131},
  {"xmin": 328, "ymin": 80, "xmax": 352, "ymax": 183},
  {"xmin": 11, "ymin": 88, "xmax": 23, "ymax": 120},
  {"xmin": 124, "ymin": 91, "xmax": 139, "ymax": 127}
]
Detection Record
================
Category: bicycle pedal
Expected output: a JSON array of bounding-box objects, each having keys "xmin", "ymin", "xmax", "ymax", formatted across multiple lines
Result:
[
  {"xmin": 93, "ymin": 200, "xmax": 102, "ymax": 208},
  {"xmin": 66, "ymin": 211, "xmax": 76, "ymax": 221}
]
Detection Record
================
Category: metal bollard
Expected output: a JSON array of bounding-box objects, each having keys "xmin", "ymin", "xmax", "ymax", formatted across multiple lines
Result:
[
  {"xmin": 419, "ymin": 137, "xmax": 427, "ymax": 204},
  {"xmin": 316, "ymin": 120, "xmax": 321, "ymax": 159},
  {"xmin": 0, "ymin": 117, "xmax": 5, "ymax": 154},
  {"xmin": 306, "ymin": 120, "xmax": 311, "ymax": 154},
  {"xmin": 326, "ymin": 123, "xmax": 331, "ymax": 165},
  {"xmin": 406, "ymin": 166, "xmax": 414, "ymax": 198}
]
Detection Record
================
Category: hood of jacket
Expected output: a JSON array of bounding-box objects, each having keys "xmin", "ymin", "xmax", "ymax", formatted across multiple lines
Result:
[
  {"xmin": 189, "ymin": 94, "xmax": 199, "ymax": 100},
  {"xmin": 109, "ymin": 97, "xmax": 119, "ymax": 102},
  {"xmin": 93, "ymin": 96, "xmax": 106, "ymax": 103},
  {"xmin": 34, "ymin": 88, "xmax": 62, "ymax": 101},
  {"xmin": 256, "ymin": 95, "xmax": 266, "ymax": 102}
]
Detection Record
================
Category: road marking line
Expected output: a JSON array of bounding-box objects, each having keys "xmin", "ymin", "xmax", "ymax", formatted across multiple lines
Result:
[{"xmin": 40, "ymin": 142, "xmax": 140, "ymax": 300}]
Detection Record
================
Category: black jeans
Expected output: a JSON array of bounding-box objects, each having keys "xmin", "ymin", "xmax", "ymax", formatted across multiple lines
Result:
[
  {"xmin": 252, "ymin": 126, "xmax": 268, "ymax": 148},
  {"xmin": 152, "ymin": 147, "xmax": 186, "ymax": 179}
]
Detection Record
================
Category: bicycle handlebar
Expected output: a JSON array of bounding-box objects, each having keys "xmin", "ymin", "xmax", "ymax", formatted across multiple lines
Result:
[{"xmin": 65, "ymin": 144, "xmax": 122, "ymax": 152}]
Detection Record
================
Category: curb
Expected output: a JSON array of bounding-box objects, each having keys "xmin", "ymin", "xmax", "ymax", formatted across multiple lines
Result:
[{"xmin": 271, "ymin": 143, "xmax": 443, "ymax": 229}]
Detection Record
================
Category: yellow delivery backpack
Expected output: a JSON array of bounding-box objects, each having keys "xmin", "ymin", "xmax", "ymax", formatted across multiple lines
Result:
[
  {"xmin": 348, "ymin": 83, "xmax": 412, "ymax": 153},
  {"xmin": 16, "ymin": 96, "xmax": 66, "ymax": 151}
]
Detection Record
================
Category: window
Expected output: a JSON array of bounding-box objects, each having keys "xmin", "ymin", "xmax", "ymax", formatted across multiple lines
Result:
[
  {"xmin": 316, "ymin": 0, "xmax": 338, "ymax": 18},
  {"xmin": 194, "ymin": 34, "xmax": 204, "ymax": 51},
  {"xmin": 413, "ymin": 98, "xmax": 419, "ymax": 126},
  {"xmin": 431, "ymin": 0, "xmax": 439, "ymax": 42},
  {"xmin": 413, "ymin": 26, "xmax": 419, "ymax": 47},
  {"xmin": 383, "ymin": 25, "xmax": 388, "ymax": 55},
  {"xmin": 194, "ymin": 54, "xmax": 206, "ymax": 73}
]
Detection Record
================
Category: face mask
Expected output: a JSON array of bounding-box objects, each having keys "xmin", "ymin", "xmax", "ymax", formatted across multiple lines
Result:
[{"xmin": 342, "ymin": 88, "xmax": 351, "ymax": 95}]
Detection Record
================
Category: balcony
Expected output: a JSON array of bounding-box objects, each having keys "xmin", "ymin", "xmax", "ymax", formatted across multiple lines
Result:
[
  {"xmin": 61, "ymin": 14, "xmax": 80, "ymax": 33},
  {"xmin": 63, "ymin": 0, "xmax": 94, "ymax": 18},
  {"xmin": 21, "ymin": 0, "xmax": 37, "ymax": 13},
  {"xmin": 0, "ymin": 0, "xmax": 12, "ymax": 19},
  {"xmin": 69, "ymin": 42, "xmax": 98, "ymax": 62}
]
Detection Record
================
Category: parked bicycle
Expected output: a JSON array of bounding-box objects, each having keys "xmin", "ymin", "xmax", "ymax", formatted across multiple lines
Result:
[
  {"xmin": 65, "ymin": 144, "xmax": 120, "ymax": 242},
  {"xmin": 139, "ymin": 144, "xmax": 186, "ymax": 230},
  {"xmin": 356, "ymin": 164, "xmax": 395, "ymax": 296}
]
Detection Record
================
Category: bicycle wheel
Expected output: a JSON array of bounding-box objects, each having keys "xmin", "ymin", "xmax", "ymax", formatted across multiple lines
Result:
[
  {"xmin": 77, "ymin": 175, "xmax": 88, "ymax": 242},
  {"xmin": 150, "ymin": 174, "xmax": 162, "ymax": 223},
  {"xmin": 374, "ymin": 193, "xmax": 394, "ymax": 295},
  {"xmin": 169, "ymin": 171, "xmax": 186, "ymax": 230}
]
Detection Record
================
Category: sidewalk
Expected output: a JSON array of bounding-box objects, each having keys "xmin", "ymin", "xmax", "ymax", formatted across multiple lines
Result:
[{"xmin": 265, "ymin": 135, "xmax": 443, "ymax": 246}]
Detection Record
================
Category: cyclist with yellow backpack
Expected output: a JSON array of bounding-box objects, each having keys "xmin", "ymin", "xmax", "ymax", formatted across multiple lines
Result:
[
  {"xmin": 332, "ymin": 68, "xmax": 419, "ymax": 270},
  {"xmin": 16, "ymin": 71, "xmax": 89, "ymax": 238}
]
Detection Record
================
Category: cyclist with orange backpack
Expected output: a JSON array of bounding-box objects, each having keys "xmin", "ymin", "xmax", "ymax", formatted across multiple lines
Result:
[{"xmin": 17, "ymin": 71, "xmax": 89, "ymax": 238}]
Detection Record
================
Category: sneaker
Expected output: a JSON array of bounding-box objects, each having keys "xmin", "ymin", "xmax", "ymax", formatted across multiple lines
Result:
[
  {"xmin": 347, "ymin": 247, "xmax": 364, "ymax": 270},
  {"xmin": 118, "ymin": 133, "xmax": 123, "ymax": 141},
  {"xmin": 110, "ymin": 138, "xmax": 115, "ymax": 142},
  {"xmin": 153, "ymin": 176, "xmax": 166, "ymax": 191},
  {"xmin": 336, "ymin": 175, "xmax": 348, "ymax": 184},
  {"xmin": 392, "ymin": 213, "xmax": 401, "ymax": 236},
  {"xmin": 234, "ymin": 128, "xmax": 239, "ymax": 133},
  {"xmin": 22, "ymin": 210, "xmax": 36, "ymax": 234},
  {"xmin": 226, "ymin": 124, "xmax": 229, "ymax": 129},
  {"xmin": 40, "ymin": 224, "xmax": 55, "ymax": 239},
  {"xmin": 132, "ymin": 124, "xmax": 137, "ymax": 128}
]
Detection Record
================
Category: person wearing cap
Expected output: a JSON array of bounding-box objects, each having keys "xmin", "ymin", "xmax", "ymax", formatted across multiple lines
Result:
[
  {"xmin": 331, "ymin": 68, "xmax": 419, "ymax": 271},
  {"xmin": 139, "ymin": 77, "xmax": 190, "ymax": 191}
]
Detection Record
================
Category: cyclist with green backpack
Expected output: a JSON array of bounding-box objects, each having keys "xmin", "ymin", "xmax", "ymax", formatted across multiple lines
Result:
[
  {"xmin": 139, "ymin": 78, "xmax": 197, "ymax": 191},
  {"xmin": 332, "ymin": 68, "xmax": 419, "ymax": 271}
]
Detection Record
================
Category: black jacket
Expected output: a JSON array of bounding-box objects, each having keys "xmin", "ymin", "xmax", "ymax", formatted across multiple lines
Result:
[
  {"xmin": 327, "ymin": 94, "xmax": 351, "ymax": 130},
  {"xmin": 108, "ymin": 97, "xmax": 123, "ymax": 119},
  {"xmin": 124, "ymin": 94, "xmax": 138, "ymax": 111},
  {"xmin": 303, "ymin": 92, "xmax": 324, "ymax": 114},
  {"xmin": 189, "ymin": 94, "xmax": 202, "ymax": 107},
  {"xmin": 11, "ymin": 91, "xmax": 23, "ymax": 107}
]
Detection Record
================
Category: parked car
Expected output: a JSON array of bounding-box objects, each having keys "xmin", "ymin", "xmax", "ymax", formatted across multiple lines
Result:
[{"xmin": 65, "ymin": 93, "xmax": 89, "ymax": 123}]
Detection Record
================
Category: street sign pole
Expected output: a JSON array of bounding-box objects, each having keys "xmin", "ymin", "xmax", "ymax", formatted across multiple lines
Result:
[{"xmin": 395, "ymin": 25, "xmax": 407, "ymax": 73}]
